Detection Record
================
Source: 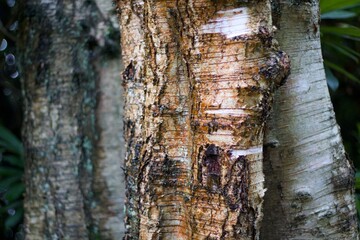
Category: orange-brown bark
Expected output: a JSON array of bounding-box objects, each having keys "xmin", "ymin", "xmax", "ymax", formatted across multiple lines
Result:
[{"xmin": 117, "ymin": 1, "xmax": 289, "ymax": 239}]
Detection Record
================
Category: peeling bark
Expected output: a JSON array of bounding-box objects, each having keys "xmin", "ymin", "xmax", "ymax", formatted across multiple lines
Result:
[
  {"xmin": 19, "ymin": 1, "xmax": 124, "ymax": 239},
  {"xmin": 117, "ymin": 0, "xmax": 289, "ymax": 239},
  {"xmin": 261, "ymin": 1, "xmax": 359, "ymax": 239}
]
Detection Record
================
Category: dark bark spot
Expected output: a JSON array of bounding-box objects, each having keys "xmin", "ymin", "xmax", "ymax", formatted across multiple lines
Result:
[
  {"xmin": 197, "ymin": 146, "xmax": 204, "ymax": 183},
  {"xmin": 293, "ymin": 214, "xmax": 306, "ymax": 222},
  {"xmin": 161, "ymin": 156, "xmax": 181, "ymax": 187},
  {"xmin": 257, "ymin": 26, "xmax": 273, "ymax": 48},
  {"xmin": 259, "ymin": 90, "xmax": 272, "ymax": 123},
  {"xmin": 205, "ymin": 144, "xmax": 219, "ymax": 157},
  {"xmin": 202, "ymin": 144, "xmax": 222, "ymax": 192},
  {"xmin": 295, "ymin": 189, "xmax": 312, "ymax": 202},
  {"xmin": 191, "ymin": 120, "xmax": 200, "ymax": 131},
  {"xmin": 123, "ymin": 61, "xmax": 135, "ymax": 82},
  {"xmin": 207, "ymin": 119, "xmax": 219, "ymax": 134},
  {"xmin": 85, "ymin": 35, "xmax": 98, "ymax": 51},
  {"xmin": 264, "ymin": 139, "xmax": 280, "ymax": 148},
  {"xmin": 231, "ymin": 35, "xmax": 249, "ymax": 41},
  {"xmin": 224, "ymin": 155, "xmax": 249, "ymax": 212},
  {"xmin": 134, "ymin": 143, "xmax": 142, "ymax": 162}
]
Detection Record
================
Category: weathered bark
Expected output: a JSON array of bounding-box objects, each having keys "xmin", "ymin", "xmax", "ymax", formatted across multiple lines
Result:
[
  {"xmin": 261, "ymin": 1, "xmax": 359, "ymax": 239},
  {"xmin": 19, "ymin": 1, "xmax": 124, "ymax": 239},
  {"xmin": 118, "ymin": 0, "xmax": 289, "ymax": 239}
]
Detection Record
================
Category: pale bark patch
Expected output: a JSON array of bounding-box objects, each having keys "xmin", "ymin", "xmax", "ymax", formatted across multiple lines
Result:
[{"xmin": 201, "ymin": 7, "xmax": 251, "ymax": 38}]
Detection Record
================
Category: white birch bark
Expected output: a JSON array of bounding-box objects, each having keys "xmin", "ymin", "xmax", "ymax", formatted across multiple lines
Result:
[{"xmin": 261, "ymin": 1, "xmax": 359, "ymax": 239}]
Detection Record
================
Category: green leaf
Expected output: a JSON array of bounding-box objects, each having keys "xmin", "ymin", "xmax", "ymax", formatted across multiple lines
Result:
[
  {"xmin": 321, "ymin": 0, "xmax": 360, "ymax": 13},
  {"xmin": 5, "ymin": 208, "xmax": 23, "ymax": 228},
  {"xmin": 356, "ymin": 194, "xmax": 360, "ymax": 216},
  {"xmin": 0, "ymin": 125, "xmax": 23, "ymax": 156},
  {"xmin": 324, "ymin": 60, "xmax": 360, "ymax": 84},
  {"xmin": 356, "ymin": 172, "xmax": 360, "ymax": 190},
  {"xmin": 321, "ymin": 25, "xmax": 360, "ymax": 38},
  {"xmin": 0, "ymin": 167, "xmax": 23, "ymax": 177},
  {"xmin": 324, "ymin": 41, "xmax": 360, "ymax": 63},
  {"xmin": 0, "ymin": 176, "xmax": 22, "ymax": 189},
  {"xmin": 4, "ymin": 183, "xmax": 24, "ymax": 202},
  {"xmin": 0, "ymin": 200, "xmax": 22, "ymax": 214},
  {"xmin": 321, "ymin": 10, "xmax": 357, "ymax": 19},
  {"xmin": 2, "ymin": 155, "xmax": 24, "ymax": 168}
]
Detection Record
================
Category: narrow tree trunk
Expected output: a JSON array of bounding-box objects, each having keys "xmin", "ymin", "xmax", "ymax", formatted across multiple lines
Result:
[
  {"xmin": 19, "ymin": 1, "xmax": 124, "ymax": 239},
  {"xmin": 261, "ymin": 1, "xmax": 359, "ymax": 239},
  {"xmin": 118, "ymin": 0, "xmax": 289, "ymax": 239},
  {"xmin": 91, "ymin": 1, "xmax": 126, "ymax": 238}
]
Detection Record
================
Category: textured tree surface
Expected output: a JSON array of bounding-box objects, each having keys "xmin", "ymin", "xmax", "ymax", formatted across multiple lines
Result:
[
  {"xmin": 19, "ymin": 1, "xmax": 125, "ymax": 239},
  {"xmin": 118, "ymin": 0, "xmax": 289, "ymax": 239},
  {"xmin": 261, "ymin": 1, "xmax": 359, "ymax": 239}
]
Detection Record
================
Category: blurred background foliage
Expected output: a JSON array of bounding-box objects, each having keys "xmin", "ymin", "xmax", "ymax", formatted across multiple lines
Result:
[
  {"xmin": 0, "ymin": 0, "xmax": 359, "ymax": 238},
  {"xmin": 1, "ymin": 0, "xmax": 24, "ymax": 239}
]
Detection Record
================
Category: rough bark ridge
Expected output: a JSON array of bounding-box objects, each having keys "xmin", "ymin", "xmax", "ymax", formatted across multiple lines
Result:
[
  {"xmin": 19, "ymin": 1, "xmax": 124, "ymax": 239},
  {"xmin": 118, "ymin": 0, "xmax": 289, "ymax": 239},
  {"xmin": 261, "ymin": 0, "xmax": 359, "ymax": 239}
]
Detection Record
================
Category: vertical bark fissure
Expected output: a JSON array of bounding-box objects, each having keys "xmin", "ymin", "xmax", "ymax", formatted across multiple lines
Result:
[
  {"xmin": 118, "ymin": 0, "xmax": 290, "ymax": 239},
  {"xmin": 262, "ymin": 1, "xmax": 359, "ymax": 239},
  {"xmin": 118, "ymin": 1, "xmax": 146, "ymax": 238}
]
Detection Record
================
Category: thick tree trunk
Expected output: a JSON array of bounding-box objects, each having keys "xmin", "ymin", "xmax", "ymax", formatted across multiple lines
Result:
[
  {"xmin": 118, "ymin": 0, "xmax": 289, "ymax": 239},
  {"xmin": 261, "ymin": 1, "xmax": 359, "ymax": 239},
  {"xmin": 19, "ymin": 1, "xmax": 124, "ymax": 239}
]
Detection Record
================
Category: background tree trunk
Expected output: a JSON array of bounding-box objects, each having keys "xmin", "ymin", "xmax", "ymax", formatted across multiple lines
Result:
[
  {"xmin": 118, "ymin": 0, "xmax": 289, "ymax": 239},
  {"xmin": 19, "ymin": 1, "xmax": 125, "ymax": 239},
  {"xmin": 90, "ymin": 1, "xmax": 126, "ymax": 238},
  {"xmin": 261, "ymin": 1, "xmax": 359, "ymax": 239}
]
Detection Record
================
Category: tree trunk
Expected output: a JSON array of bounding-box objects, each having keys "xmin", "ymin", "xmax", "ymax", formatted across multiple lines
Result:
[
  {"xmin": 19, "ymin": 1, "xmax": 124, "ymax": 239},
  {"xmin": 261, "ymin": 1, "xmax": 359, "ymax": 239},
  {"xmin": 117, "ymin": 0, "xmax": 289, "ymax": 239}
]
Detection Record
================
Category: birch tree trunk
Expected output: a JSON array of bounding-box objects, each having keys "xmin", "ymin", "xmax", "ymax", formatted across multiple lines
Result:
[
  {"xmin": 261, "ymin": 1, "xmax": 359, "ymax": 239},
  {"xmin": 117, "ymin": 0, "xmax": 289, "ymax": 239},
  {"xmin": 19, "ymin": 1, "xmax": 125, "ymax": 239}
]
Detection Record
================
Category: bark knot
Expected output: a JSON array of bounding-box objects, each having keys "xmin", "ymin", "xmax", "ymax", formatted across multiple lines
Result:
[{"xmin": 260, "ymin": 51, "xmax": 290, "ymax": 87}]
